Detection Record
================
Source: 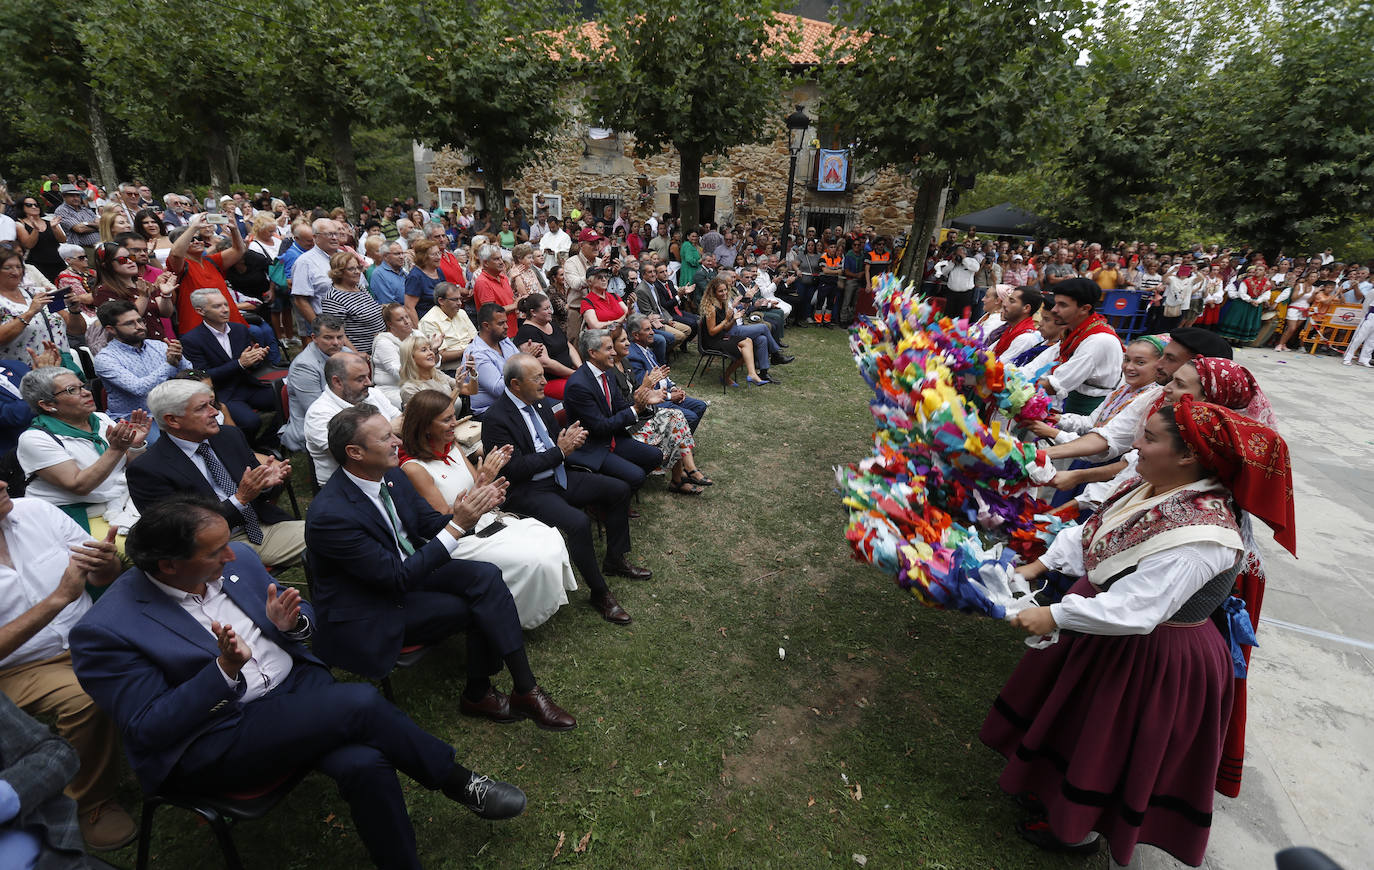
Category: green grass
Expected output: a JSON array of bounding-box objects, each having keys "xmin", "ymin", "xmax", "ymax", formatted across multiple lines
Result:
[{"xmin": 112, "ymin": 326, "xmax": 1104, "ymax": 869}]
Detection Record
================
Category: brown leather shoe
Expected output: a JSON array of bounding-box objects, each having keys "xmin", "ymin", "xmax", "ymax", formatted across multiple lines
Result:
[
  {"xmin": 602, "ymin": 557, "xmax": 652, "ymax": 581},
  {"xmin": 80, "ymin": 800, "xmax": 137, "ymax": 851},
  {"xmin": 591, "ymin": 593, "xmax": 632, "ymax": 624},
  {"xmin": 459, "ymin": 686, "xmax": 521, "ymax": 724},
  {"xmin": 510, "ymin": 686, "xmax": 576, "ymax": 731}
]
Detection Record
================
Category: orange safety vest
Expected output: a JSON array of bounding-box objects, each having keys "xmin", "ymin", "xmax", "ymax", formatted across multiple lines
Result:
[
  {"xmin": 822, "ymin": 254, "xmax": 843, "ymax": 269},
  {"xmin": 868, "ymin": 251, "xmax": 891, "ymax": 265}
]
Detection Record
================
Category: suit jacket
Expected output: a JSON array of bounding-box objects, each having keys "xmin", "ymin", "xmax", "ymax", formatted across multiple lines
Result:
[
  {"xmin": 625, "ymin": 341, "xmax": 674, "ymax": 393},
  {"xmin": 303, "ymin": 468, "xmax": 454, "ymax": 679},
  {"xmin": 180, "ymin": 321, "xmax": 263, "ymax": 400},
  {"xmin": 479, "ymin": 392, "xmax": 569, "ymax": 486},
  {"xmin": 562, "ymin": 364, "xmax": 640, "ymax": 472},
  {"xmin": 0, "ymin": 360, "xmax": 35, "ymax": 455},
  {"xmin": 68, "ymin": 545, "xmax": 321, "ymax": 791},
  {"xmin": 0, "ymin": 693, "xmax": 86, "ymax": 867},
  {"xmin": 655, "ymin": 280, "xmax": 684, "ymax": 317},
  {"xmin": 126, "ymin": 425, "xmax": 292, "ymax": 527},
  {"xmin": 634, "ymin": 281, "xmax": 666, "ymax": 318}
]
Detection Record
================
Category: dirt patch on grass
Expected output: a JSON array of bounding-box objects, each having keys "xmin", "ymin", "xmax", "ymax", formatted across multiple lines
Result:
[{"xmin": 721, "ymin": 663, "xmax": 881, "ymax": 788}]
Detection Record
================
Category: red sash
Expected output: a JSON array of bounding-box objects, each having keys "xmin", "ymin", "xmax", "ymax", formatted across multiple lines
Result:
[
  {"xmin": 992, "ymin": 316, "xmax": 1036, "ymax": 356},
  {"xmin": 1055, "ymin": 312, "xmax": 1119, "ymax": 366}
]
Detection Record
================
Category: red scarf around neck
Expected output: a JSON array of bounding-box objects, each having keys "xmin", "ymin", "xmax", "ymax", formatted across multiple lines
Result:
[
  {"xmin": 992, "ymin": 316, "xmax": 1036, "ymax": 356},
  {"xmin": 1055, "ymin": 312, "xmax": 1120, "ymax": 365}
]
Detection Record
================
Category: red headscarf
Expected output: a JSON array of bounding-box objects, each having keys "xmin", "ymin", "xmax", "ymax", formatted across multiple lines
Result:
[
  {"xmin": 1192, "ymin": 357, "xmax": 1279, "ymax": 429},
  {"xmin": 1174, "ymin": 394, "xmax": 1296, "ymax": 556}
]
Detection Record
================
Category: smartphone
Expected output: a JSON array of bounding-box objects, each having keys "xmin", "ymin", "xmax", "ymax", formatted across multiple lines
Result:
[
  {"xmin": 206, "ymin": 213, "xmax": 229, "ymax": 226},
  {"xmin": 476, "ymin": 519, "xmax": 506, "ymax": 538}
]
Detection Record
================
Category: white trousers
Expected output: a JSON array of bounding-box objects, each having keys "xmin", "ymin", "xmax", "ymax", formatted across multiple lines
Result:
[{"xmin": 1344, "ymin": 312, "xmax": 1374, "ymax": 364}]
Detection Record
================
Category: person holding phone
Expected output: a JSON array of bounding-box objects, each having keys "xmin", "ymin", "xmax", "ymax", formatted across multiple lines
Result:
[{"xmin": 13, "ymin": 196, "xmax": 68, "ymax": 281}]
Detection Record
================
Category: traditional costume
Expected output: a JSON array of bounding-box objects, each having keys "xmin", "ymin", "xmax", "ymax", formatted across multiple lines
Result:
[
  {"xmin": 981, "ymin": 396, "xmax": 1295, "ymax": 866},
  {"xmin": 1217, "ymin": 272, "xmax": 1270, "ymax": 344},
  {"xmin": 991, "ymin": 315, "xmax": 1039, "ymax": 362},
  {"xmin": 1046, "ymin": 310, "xmax": 1123, "ymax": 415}
]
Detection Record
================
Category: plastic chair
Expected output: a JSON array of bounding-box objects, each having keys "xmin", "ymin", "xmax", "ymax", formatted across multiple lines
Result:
[{"xmin": 135, "ymin": 768, "xmax": 308, "ymax": 870}]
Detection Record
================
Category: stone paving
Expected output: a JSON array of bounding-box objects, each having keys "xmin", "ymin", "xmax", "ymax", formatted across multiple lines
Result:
[{"xmin": 1136, "ymin": 345, "xmax": 1374, "ymax": 869}]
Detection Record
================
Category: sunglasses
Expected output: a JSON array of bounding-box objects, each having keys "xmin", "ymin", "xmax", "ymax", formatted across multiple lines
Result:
[
  {"xmin": 22, "ymin": 202, "xmax": 39, "ymax": 208},
  {"xmin": 113, "ymin": 255, "xmax": 135, "ymax": 265},
  {"xmin": 72, "ymin": 254, "xmax": 88, "ymax": 260}
]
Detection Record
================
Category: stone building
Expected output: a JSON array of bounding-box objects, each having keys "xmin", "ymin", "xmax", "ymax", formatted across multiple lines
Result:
[{"xmin": 416, "ymin": 15, "xmax": 917, "ymax": 239}]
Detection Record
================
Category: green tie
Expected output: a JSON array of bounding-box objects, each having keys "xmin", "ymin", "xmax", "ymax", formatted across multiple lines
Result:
[{"xmin": 378, "ymin": 483, "xmax": 415, "ymax": 556}]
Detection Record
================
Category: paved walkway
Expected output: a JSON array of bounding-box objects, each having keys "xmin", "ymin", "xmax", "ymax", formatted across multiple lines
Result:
[{"xmin": 1137, "ymin": 345, "xmax": 1374, "ymax": 869}]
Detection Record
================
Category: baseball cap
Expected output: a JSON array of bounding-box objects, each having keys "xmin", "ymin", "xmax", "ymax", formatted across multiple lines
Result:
[{"xmin": 577, "ymin": 228, "xmax": 601, "ymax": 243}]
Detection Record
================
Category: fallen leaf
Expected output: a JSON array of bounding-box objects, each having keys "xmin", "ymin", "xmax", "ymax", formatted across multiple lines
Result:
[
  {"xmin": 853, "ymin": 854, "xmax": 868, "ymax": 866},
  {"xmin": 552, "ymin": 831, "xmax": 565, "ymax": 859},
  {"xmin": 574, "ymin": 829, "xmax": 592, "ymax": 853},
  {"xmin": 725, "ymin": 827, "xmax": 737, "ymax": 838},
  {"xmin": 852, "ymin": 782, "xmax": 863, "ymax": 801},
  {"xmin": 718, "ymin": 627, "xmax": 728, "ymax": 636},
  {"xmin": 807, "ymin": 796, "xmax": 816, "ymax": 807}
]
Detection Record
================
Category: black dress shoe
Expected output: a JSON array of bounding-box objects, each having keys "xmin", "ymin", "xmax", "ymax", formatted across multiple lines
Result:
[
  {"xmin": 777, "ymin": 342, "xmax": 789, "ymax": 348},
  {"xmin": 445, "ymin": 772, "xmax": 526, "ymax": 820},
  {"xmin": 459, "ymin": 687, "xmax": 521, "ymax": 724},
  {"xmin": 1014, "ymin": 818, "xmax": 1099, "ymax": 854},
  {"xmin": 602, "ymin": 557, "xmax": 652, "ymax": 580},
  {"xmin": 770, "ymin": 353, "xmax": 795, "ymax": 365},
  {"xmin": 591, "ymin": 593, "xmax": 632, "ymax": 624}
]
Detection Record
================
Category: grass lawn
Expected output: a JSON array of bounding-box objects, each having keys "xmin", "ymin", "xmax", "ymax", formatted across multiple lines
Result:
[{"xmin": 112, "ymin": 325, "xmax": 1104, "ymax": 869}]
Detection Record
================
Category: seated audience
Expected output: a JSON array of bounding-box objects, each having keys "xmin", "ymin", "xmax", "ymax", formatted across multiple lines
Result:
[
  {"xmin": 87, "ymin": 239, "xmax": 177, "ymax": 353},
  {"xmin": 579, "ymin": 267, "xmax": 627, "ymax": 333},
  {"xmin": 179, "ymin": 287, "xmax": 276, "ymax": 443},
  {"xmin": 370, "ymin": 241, "xmax": 408, "ymax": 306},
  {"xmin": 69, "ymin": 495, "xmax": 528, "ymax": 870},
  {"xmin": 129, "ymin": 379, "xmax": 305, "ymax": 568},
  {"xmin": 400, "ymin": 389, "xmax": 576, "ymax": 628},
  {"xmin": 0, "ymin": 692, "xmax": 92, "ymax": 866},
  {"xmin": 701, "ymin": 276, "xmax": 769, "ymax": 386},
  {"xmin": 513, "ymin": 293, "xmax": 580, "ymax": 400},
  {"xmin": 417, "ymin": 282, "xmax": 477, "ymax": 375},
  {"xmin": 608, "ymin": 324, "xmax": 709, "ymax": 495},
  {"xmin": 562, "ymin": 329, "xmax": 664, "ymax": 490},
  {"xmin": 633, "ymin": 271, "xmax": 684, "ymax": 363},
  {"xmin": 280, "ymin": 314, "xmax": 352, "ymax": 451},
  {"xmin": 305, "ymin": 353, "xmax": 400, "ymax": 484},
  {"xmin": 0, "ymin": 480, "xmax": 135, "ymax": 851},
  {"xmin": 17, "ymin": 367, "xmax": 145, "ymax": 536},
  {"xmin": 92, "ymin": 300, "xmax": 190, "ymax": 436},
  {"xmin": 398, "ymin": 332, "xmax": 479, "ymax": 412},
  {"xmin": 373, "ymin": 303, "xmax": 415, "ymax": 404},
  {"xmin": 481, "ymin": 354, "xmax": 646, "ymax": 624},
  {"xmin": 472, "ymin": 244, "xmax": 519, "ymax": 337},
  {"xmin": 0, "ymin": 246, "xmax": 70, "ymax": 364},
  {"xmin": 464, "ymin": 302, "xmax": 525, "ymax": 417},
  {"xmin": 404, "ymin": 238, "xmax": 445, "ymax": 319},
  {"xmin": 306, "ymin": 405, "xmax": 575, "ymax": 729},
  {"xmin": 624, "ymin": 314, "xmax": 708, "ymax": 432},
  {"xmin": 0, "ymin": 359, "xmax": 35, "ymax": 454},
  {"xmin": 321, "ymin": 251, "xmax": 385, "ymax": 354}
]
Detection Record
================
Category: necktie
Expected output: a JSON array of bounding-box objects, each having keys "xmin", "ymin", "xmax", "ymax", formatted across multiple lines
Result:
[
  {"xmin": 378, "ymin": 482, "xmax": 416, "ymax": 555},
  {"xmin": 196, "ymin": 442, "xmax": 262, "ymax": 544},
  {"xmin": 600, "ymin": 374, "xmax": 616, "ymax": 449},
  {"xmin": 522, "ymin": 404, "xmax": 568, "ymax": 488}
]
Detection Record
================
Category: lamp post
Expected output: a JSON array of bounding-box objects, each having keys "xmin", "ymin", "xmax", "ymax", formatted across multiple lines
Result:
[{"xmin": 780, "ymin": 104, "xmax": 811, "ymax": 258}]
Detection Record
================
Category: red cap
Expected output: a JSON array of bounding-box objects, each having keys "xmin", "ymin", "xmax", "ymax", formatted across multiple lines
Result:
[{"xmin": 577, "ymin": 228, "xmax": 601, "ymax": 243}]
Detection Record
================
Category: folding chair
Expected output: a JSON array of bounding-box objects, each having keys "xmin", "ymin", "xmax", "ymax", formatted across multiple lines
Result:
[{"xmin": 685, "ymin": 326, "xmax": 735, "ymax": 394}]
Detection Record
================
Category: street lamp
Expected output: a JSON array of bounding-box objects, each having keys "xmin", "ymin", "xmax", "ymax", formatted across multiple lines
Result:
[{"xmin": 780, "ymin": 104, "xmax": 811, "ymax": 258}]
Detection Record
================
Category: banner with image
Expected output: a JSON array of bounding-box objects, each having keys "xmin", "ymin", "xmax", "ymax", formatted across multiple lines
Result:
[{"xmin": 817, "ymin": 149, "xmax": 849, "ymax": 192}]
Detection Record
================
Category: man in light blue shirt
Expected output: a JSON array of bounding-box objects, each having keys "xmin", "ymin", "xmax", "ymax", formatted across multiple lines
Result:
[
  {"xmin": 370, "ymin": 241, "xmax": 408, "ymax": 305},
  {"xmin": 92, "ymin": 300, "xmax": 190, "ymax": 443},
  {"xmin": 464, "ymin": 302, "xmax": 528, "ymax": 416}
]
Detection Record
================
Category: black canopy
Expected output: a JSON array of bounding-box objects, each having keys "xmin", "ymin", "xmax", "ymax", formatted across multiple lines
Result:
[{"xmin": 947, "ymin": 202, "xmax": 1050, "ymax": 236}]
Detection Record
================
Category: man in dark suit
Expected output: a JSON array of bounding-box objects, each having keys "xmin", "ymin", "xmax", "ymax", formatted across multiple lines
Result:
[
  {"xmin": 0, "ymin": 359, "xmax": 35, "ymax": 455},
  {"xmin": 129, "ymin": 379, "xmax": 305, "ymax": 567},
  {"xmin": 178, "ymin": 287, "xmax": 276, "ymax": 441},
  {"xmin": 305, "ymin": 404, "xmax": 574, "ymax": 730},
  {"xmin": 624, "ymin": 314, "xmax": 709, "ymax": 433},
  {"xmin": 562, "ymin": 329, "xmax": 663, "ymax": 490},
  {"xmin": 481, "ymin": 354, "xmax": 647, "ymax": 623},
  {"xmin": 70, "ymin": 495, "xmax": 527, "ymax": 870},
  {"xmin": 651, "ymin": 262, "xmax": 699, "ymax": 335}
]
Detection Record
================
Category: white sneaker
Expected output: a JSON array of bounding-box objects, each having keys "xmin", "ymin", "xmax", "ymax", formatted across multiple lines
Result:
[
  {"xmin": 1343, "ymin": 359, "xmax": 1354, "ymax": 366},
  {"xmin": 1360, "ymin": 361, "xmax": 1373, "ymax": 368}
]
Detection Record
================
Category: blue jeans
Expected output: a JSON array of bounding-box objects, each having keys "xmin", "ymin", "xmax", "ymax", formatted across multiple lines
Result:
[
  {"xmin": 728, "ymin": 323, "xmax": 780, "ymax": 365},
  {"xmin": 247, "ymin": 320, "xmax": 285, "ymax": 365},
  {"xmin": 648, "ymin": 330, "xmax": 670, "ymax": 364}
]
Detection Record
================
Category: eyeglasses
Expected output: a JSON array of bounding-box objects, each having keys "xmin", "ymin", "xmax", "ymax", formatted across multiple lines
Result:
[{"xmin": 51, "ymin": 384, "xmax": 91, "ymax": 398}]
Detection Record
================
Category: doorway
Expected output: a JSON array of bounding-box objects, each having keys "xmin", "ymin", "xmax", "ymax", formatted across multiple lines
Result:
[{"xmin": 670, "ymin": 194, "xmax": 716, "ymax": 226}]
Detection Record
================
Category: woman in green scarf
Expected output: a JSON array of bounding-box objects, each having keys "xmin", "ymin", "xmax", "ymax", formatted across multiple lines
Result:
[
  {"xmin": 16, "ymin": 367, "xmax": 148, "ymax": 538},
  {"xmin": 678, "ymin": 229, "xmax": 702, "ymax": 288}
]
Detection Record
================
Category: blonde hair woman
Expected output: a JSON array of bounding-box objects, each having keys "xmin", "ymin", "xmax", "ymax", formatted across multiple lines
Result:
[
  {"xmin": 98, "ymin": 206, "xmax": 132, "ymax": 243},
  {"xmin": 397, "ymin": 331, "xmax": 478, "ymax": 411}
]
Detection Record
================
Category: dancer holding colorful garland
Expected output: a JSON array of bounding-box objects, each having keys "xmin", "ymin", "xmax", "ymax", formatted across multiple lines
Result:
[{"xmin": 980, "ymin": 396, "xmax": 1295, "ymax": 867}]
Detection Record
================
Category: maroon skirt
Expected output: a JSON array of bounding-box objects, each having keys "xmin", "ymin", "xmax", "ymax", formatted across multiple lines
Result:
[{"xmin": 979, "ymin": 579, "xmax": 1234, "ymax": 867}]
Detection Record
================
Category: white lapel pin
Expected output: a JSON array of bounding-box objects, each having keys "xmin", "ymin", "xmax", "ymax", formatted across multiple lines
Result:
[{"xmin": 228, "ymin": 574, "xmax": 239, "ymax": 583}]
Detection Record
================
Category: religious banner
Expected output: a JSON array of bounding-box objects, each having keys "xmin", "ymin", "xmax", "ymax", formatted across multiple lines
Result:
[{"xmin": 817, "ymin": 149, "xmax": 849, "ymax": 192}]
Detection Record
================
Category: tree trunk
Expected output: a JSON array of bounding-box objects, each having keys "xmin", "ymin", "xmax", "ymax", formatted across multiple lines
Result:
[
  {"xmin": 226, "ymin": 138, "xmax": 241, "ymax": 187},
  {"xmin": 176, "ymin": 153, "xmax": 189, "ymax": 187},
  {"xmin": 677, "ymin": 143, "xmax": 702, "ymax": 234},
  {"xmin": 899, "ymin": 168, "xmax": 949, "ymax": 284},
  {"xmin": 206, "ymin": 122, "xmax": 230, "ymax": 193},
  {"xmin": 329, "ymin": 114, "xmax": 360, "ymax": 220},
  {"xmin": 481, "ymin": 158, "xmax": 506, "ymax": 223},
  {"xmin": 79, "ymin": 82, "xmax": 118, "ymax": 190}
]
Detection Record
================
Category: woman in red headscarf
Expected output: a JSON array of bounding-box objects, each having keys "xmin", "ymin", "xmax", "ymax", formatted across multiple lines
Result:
[{"xmin": 980, "ymin": 396, "xmax": 1295, "ymax": 867}]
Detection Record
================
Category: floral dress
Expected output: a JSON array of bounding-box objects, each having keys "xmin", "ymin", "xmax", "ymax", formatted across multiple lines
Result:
[{"xmin": 0, "ymin": 285, "xmax": 70, "ymax": 360}]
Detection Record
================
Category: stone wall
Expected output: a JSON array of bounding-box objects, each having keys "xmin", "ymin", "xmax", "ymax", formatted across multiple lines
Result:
[{"xmin": 425, "ymin": 85, "xmax": 918, "ymax": 238}]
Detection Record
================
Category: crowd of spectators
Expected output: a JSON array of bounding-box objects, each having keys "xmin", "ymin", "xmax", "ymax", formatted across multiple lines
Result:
[{"xmin": 0, "ymin": 173, "xmax": 867, "ymax": 866}]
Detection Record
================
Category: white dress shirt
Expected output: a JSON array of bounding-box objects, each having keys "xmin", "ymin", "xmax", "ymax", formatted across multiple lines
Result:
[
  {"xmin": 1045, "ymin": 332, "xmax": 1123, "ymax": 399},
  {"xmin": 147, "ymin": 574, "xmax": 294, "ymax": 702},
  {"xmin": 0, "ymin": 500, "xmax": 93, "ymax": 669},
  {"xmin": 304, "ymin": 387, "xmax": 401, "ymax": 485},
  {"xmin": 204, "ymin": 322, "xmax": 233, "ymax": 358},
  {"xmin": 340, "ymin": 469, "xmax": 466, "ymax": 557},
  {"xmin": 503, "ymin": 388, "xmax": 557, "ymax": 482},
  {"xmin": 165, "ymin": 434, "xmax": 252, "ymax": 518}
]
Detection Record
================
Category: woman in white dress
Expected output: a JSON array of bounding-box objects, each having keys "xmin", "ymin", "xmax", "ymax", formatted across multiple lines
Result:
[
  {"xmin": 399, "ymin": 388, "xmax": 576, "ymax": 629},
  {"xmin": 372, "ymin": 303, "xmax": 417, "ymax": 405}
]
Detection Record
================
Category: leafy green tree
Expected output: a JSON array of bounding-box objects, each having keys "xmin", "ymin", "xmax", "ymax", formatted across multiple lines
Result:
[
  {"xmin": 820, "ymin": 0, "xmax": 1090, "ymax": 278},
  {"xmin": 389, "ymin": 0, "xmax": 572, "ymax": 219},
  {"xmin": 585, "ymin": 3, "xmax": 798, "ymax": 233}
]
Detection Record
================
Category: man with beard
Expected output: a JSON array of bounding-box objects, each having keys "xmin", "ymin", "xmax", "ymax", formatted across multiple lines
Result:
[
  {"xmin": 304, "ymin": 353, "xmax": 400, "ymax": 484},
  {"xmin": 1035, "ymin": 278, "xmax": 1123, "ymax": 415}
]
